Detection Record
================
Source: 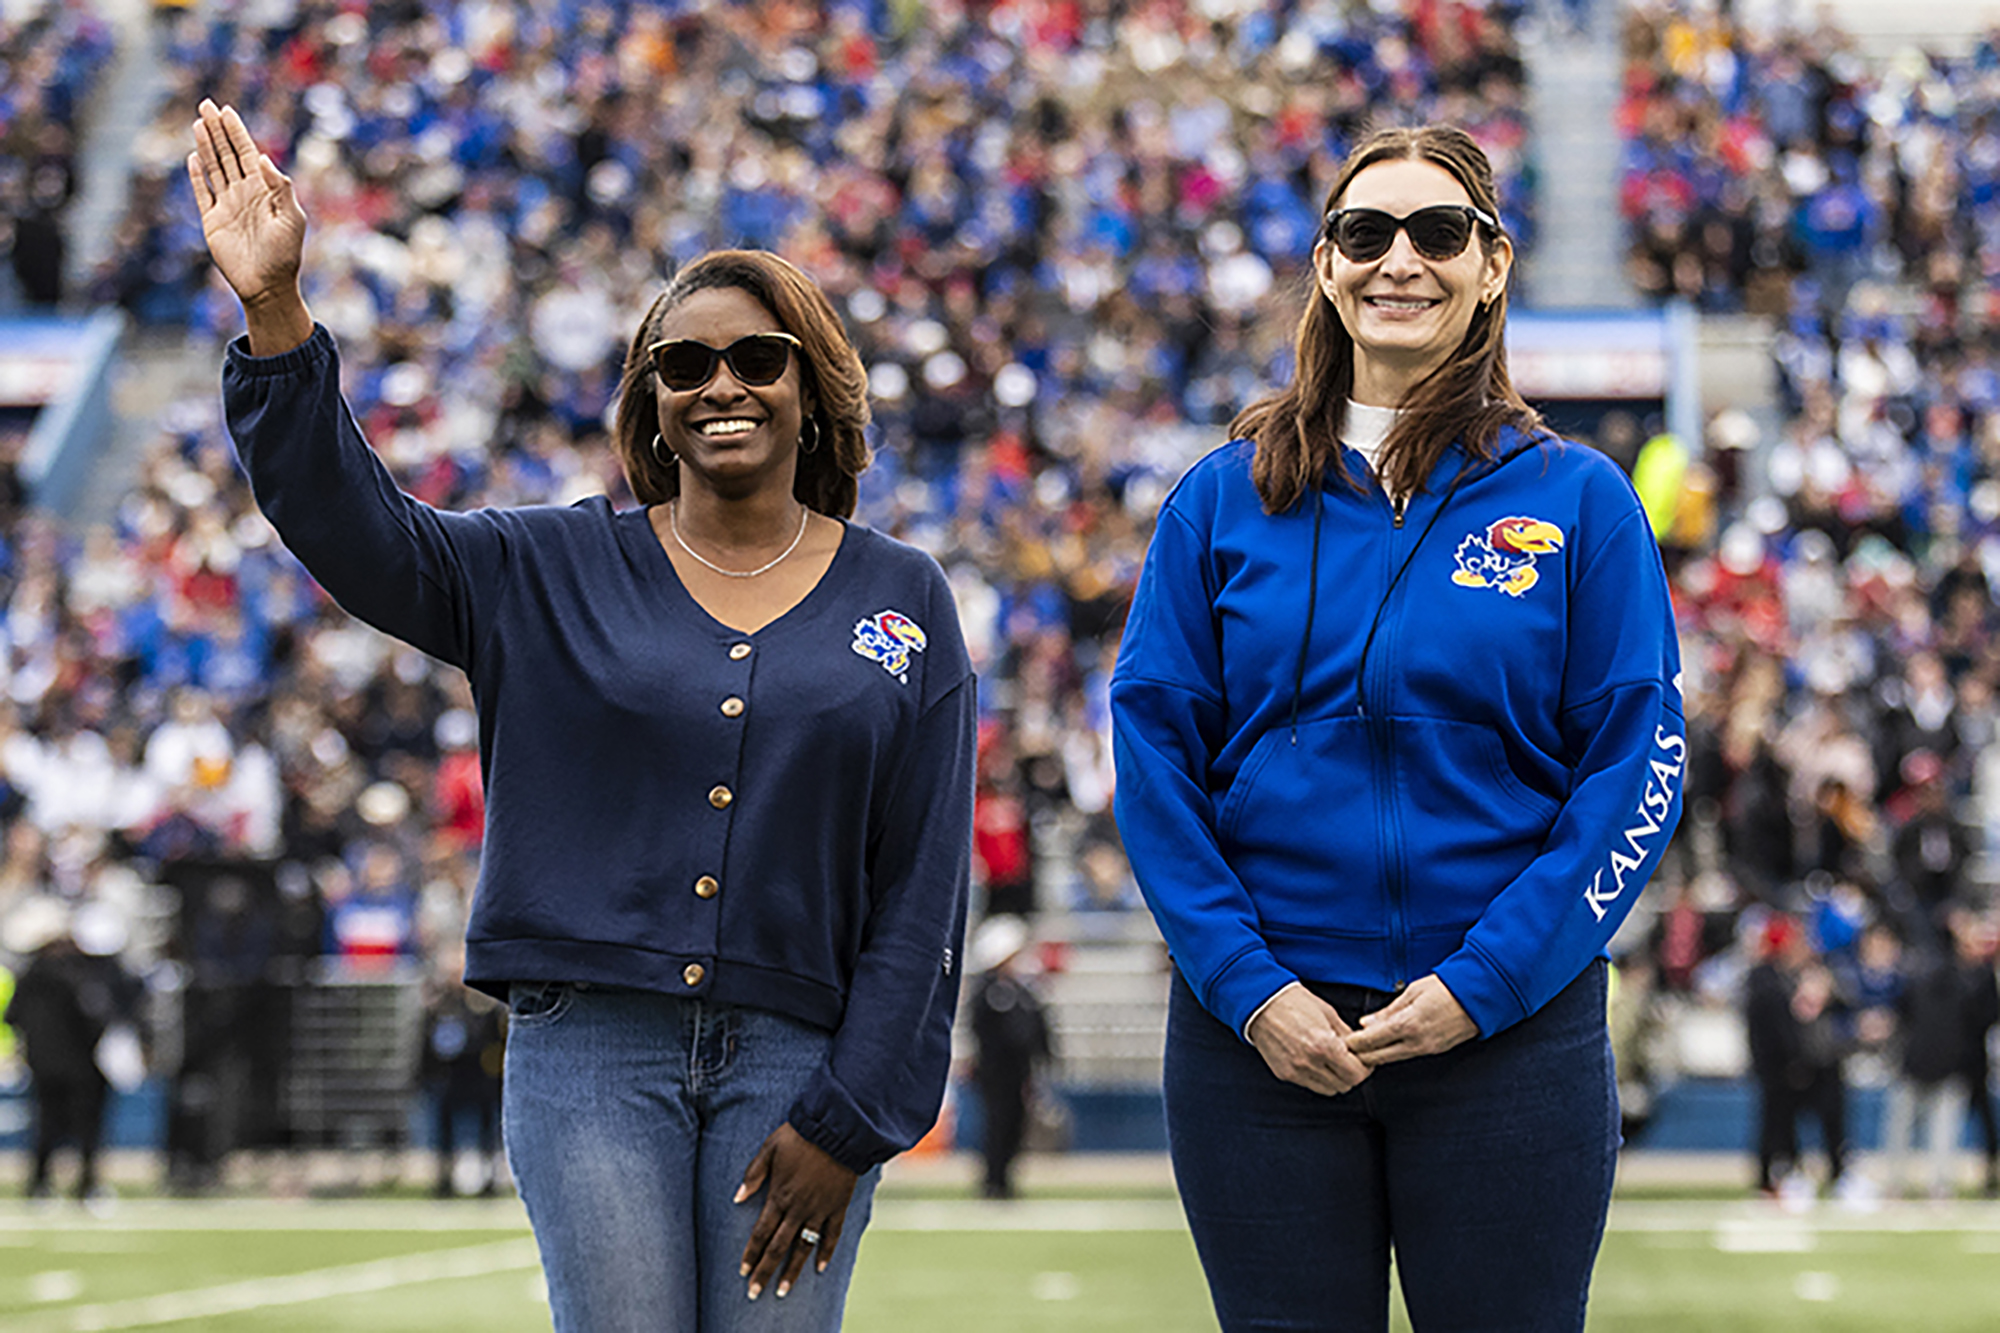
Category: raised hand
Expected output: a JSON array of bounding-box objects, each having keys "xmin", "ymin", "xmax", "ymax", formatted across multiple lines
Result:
[{"xmin": 187, "ymin": 99, "xmax": 312, "ymax": 354}]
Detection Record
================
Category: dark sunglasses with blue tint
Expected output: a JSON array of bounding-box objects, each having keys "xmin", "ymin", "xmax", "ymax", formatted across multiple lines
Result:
[
  {"xmin": 648, "ymin": 332, "xmax": 803, "ymax": 392},
  {"xmin": 1322, "ymin": 204, "xmax": 1501, "ymax": 264}
]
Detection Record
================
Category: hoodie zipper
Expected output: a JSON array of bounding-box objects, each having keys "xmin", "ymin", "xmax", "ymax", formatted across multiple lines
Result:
[
  {"xmin": 1352, "ymin": 440, "xmax": 1543, "ymax": 988},
  {"xmin": 1287, "ymin": 437, "xmax": 1545, "ymax": 990},
  {"xmin": 1366, "ymin": 497, "xmax": 1411, "ymax": 986}
]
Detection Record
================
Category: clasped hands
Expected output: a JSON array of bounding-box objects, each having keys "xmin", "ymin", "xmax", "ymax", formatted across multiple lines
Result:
[{"xmin": 1245, "ymin": 975, "xmax": 1477, "ymax": 1096}]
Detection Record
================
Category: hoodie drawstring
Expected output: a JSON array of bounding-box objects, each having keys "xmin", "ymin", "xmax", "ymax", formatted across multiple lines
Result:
[
  {"xmin": 1289, "ymin": 483, "xmax": 1326, "ymax": 744},
  {"xmin": 1287, "ymin": 438, "xmax": 1546, "ymax": 734}
]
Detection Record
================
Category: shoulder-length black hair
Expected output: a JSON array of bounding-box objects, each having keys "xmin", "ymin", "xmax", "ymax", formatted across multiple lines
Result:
[{"xmin": 613, "ymin": 250, "xmax": 872, "ymax": 517}]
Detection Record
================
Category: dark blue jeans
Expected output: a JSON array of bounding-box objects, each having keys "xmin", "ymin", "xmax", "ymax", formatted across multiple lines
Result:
[{"xmin": 1165, "ymin": 960, "xmax": 1616, "ymax": 1333}]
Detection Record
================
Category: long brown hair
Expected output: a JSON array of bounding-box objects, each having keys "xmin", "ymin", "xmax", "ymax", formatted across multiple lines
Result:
[
  {"xmin": 1232, "ymin": 125, "xmax": 1541, "ymax": 514},
  {"xmin": 612, "ymin": 250, "xmax": 872, "ymax": 517}
]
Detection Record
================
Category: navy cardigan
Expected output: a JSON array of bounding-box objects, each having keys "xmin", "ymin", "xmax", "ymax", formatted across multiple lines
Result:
[{"xmin": 223, "ymin": 326, "xmax": 975, "ymax": 1173}]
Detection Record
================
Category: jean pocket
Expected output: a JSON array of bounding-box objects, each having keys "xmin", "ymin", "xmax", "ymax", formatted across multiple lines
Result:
[{"xmin": 507, "ymin": 981, "xmax": 574, "ymax": 1026}]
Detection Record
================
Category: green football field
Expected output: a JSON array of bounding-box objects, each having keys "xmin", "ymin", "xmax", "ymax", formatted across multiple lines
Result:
[{"xmin": 1, "ymin": 1192, "xmax": 1997, "ymax": 1331}]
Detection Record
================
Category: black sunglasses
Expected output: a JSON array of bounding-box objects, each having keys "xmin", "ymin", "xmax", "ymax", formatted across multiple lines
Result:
[
  {"xmin": 648, "ymin": 333, "xmax": 802, "ymax": 392},
  {"xmin": 1323, "ymin": 204, "xmax": 1500, "ymax": 263}
]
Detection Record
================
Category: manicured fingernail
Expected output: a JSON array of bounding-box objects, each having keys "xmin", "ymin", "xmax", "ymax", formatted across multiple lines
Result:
[
  {"xmin": 748, "ymin": 1284, "xmax": 761, "ymax": 1300},
  {"xmin": 733, "ymin": 1185, "xmax": 748, "ymax": 1203},
  {"xmin": 817, "ymin": 1260, "xmax": 829, "ymax": 1273},
  {"xmin": 777, "ymin": 1282, "xmax": 791, "ymax": 1298},
  {"xmin": 739, "ymin": 1263, "xmax": 750, "ymax": 1277}
]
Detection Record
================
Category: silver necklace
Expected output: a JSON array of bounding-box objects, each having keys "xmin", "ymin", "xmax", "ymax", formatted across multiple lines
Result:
[{"xmin": 669, "ymin": 500, "xmax": 809, "ymax": 579}]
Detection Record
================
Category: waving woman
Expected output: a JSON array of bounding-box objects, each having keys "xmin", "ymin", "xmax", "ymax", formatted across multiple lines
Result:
[{"xmin": 190, "ymin": 99, "xmax": 974, "ymax": 1333}]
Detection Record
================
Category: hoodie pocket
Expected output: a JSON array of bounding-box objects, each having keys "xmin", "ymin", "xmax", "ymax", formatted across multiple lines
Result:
[
  {"xmin": 1394, "ymin": 717, "xmax": 1557, "ymax": 931},
  {"xmin": 1216, "ymin": 717, "xmax": 1383, "ymax": 937}
]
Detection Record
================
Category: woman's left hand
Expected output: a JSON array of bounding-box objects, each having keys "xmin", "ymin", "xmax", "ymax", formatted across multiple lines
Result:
[
  {"xmin": 736, "ymin": 1123, "xmax": 859, "ymax": 1301},
  {"xmin": 1346, "ymin": 975, "xmax": 1478, "ymax": 1066}
]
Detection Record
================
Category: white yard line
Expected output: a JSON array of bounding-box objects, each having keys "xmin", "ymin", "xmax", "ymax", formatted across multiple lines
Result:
[
  {"xmin": 0, "ymin": 1201, "xmax": 535, "ymax": 1233},
  {"xmin": 1, "ymin": 1197, "xmax": 1994, "ymax": 1240},
  {"xmin": 9, "ymin": 1237, "xmax": 541, "ymax": 1332}
]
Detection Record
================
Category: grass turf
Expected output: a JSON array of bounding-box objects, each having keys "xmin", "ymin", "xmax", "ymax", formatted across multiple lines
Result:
[{"xmin": 1, "ymin": 1198, "xmax": 1996, "ymax": 1331}]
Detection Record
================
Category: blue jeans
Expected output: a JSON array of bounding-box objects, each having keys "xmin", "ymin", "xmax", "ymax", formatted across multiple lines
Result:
[
  {"xmin": 503, "ymin": 984, "xmax": 881, "ymax": 1333},
  {"xmin": 1165, "ymin": 960, "xmax": 1616, "ymax": 1333}
]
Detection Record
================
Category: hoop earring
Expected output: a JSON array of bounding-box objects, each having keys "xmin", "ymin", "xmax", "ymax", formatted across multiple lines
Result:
[
  {"xmin": 799, "ymin": 418, "xmax": 821, "ymax": 456},
  {"xmin": 651, "ymin": 433, "xmax": 675, "ymax": 467}
]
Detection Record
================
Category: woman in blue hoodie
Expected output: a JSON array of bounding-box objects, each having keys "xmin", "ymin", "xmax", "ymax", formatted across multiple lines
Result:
[{"xmin": 1112, "ymin": 125, "xmax": 1684, "ymax": 1331}]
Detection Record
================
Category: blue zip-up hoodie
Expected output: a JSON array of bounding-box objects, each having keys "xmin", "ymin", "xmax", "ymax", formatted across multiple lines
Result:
[{"xmin": 1112, "ymin": 431, "xmax": 1684, "ymax": 1041}]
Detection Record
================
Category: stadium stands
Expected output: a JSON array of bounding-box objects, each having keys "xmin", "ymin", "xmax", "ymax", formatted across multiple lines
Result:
[
  {"xmin": 0, "ymin": 0, "xmax": 113, "ymax": 311},
  {"xmin": 0, "ymin": 0, "xmax": 1995, "ymax": 1191}
]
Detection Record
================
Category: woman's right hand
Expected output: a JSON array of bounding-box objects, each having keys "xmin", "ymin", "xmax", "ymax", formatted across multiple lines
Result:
[
  {"xmin": 187, "ymin": 99, "xmax": 312, "ymax": 353},
  {"xmin": 1246, "ymin": 983, "xmax": 1373, "ymax": 1096}
]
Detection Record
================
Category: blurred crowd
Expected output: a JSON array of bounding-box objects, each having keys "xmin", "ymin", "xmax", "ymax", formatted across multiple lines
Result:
[
  {"xmin": 2, "ymin": 0, "xmax": 1539, "ymax": 1190},
  {"xmin": 0, "ymin": 0, "xmax": 113, "ymax": 309},
  {"xmin": 1618, "ymin": 1, "xmax": 2000, "ymax": 318},
  {"xmin": 1609, "ymin": 13, "xmax": 2000, "ymax": 1199},
  {"xmin": 1, "ymin": 0, "xmax": 1998, "ymax": 1202},
  {"xmin": 13, "ymin": 0, "xmax": 1538, "ymax": 945}
]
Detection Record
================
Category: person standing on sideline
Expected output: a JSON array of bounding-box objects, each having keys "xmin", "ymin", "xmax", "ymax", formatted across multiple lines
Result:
[
  {"xmin": 967, "ymin": 915, "xmax": 1052, "ymax": 1199},
  {"xmin": 421, "ymin": 946, "xmax": 505, "ymax": 1199},
  {"xmin": 1947, "ymin": 909, "xmax": 1999, "ymax": 1196},
  {"xmin": 1882, "ymin": 934, "xmax": 1972, "ymax": 1200},
  {"xmin": 1743, "ymin": 915, "xmax": 1851, "ymax": 1199},
  {"xmin": 1745, "ymin": 915, "xmax": 1806, "ymax": 1196},
  {"xmin": 4, "ymin": 898, "xmax": 143, "ymax": 1207},
  {"xmin": 189, "ymin": 100, "xmax": 974, "ymax": 1332},
  {"xmin": 1111, "ymin": 124, "xmax": 1684, "ymax": 1332}
]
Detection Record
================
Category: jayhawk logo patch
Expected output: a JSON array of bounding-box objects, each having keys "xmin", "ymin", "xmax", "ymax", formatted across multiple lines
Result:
[
  {"xmin": 1452, "ymin": 516, "xmax": 1565, "ymax": 597},
  {"xmin": 852, "ymin": 610, "xmax": 928, "ymax": 683}
]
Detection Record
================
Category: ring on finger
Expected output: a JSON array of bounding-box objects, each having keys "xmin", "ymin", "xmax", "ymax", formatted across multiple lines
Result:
[{"xmin": 798, "ymin": 1227, "xmax": 822, "ymax": 1247}]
